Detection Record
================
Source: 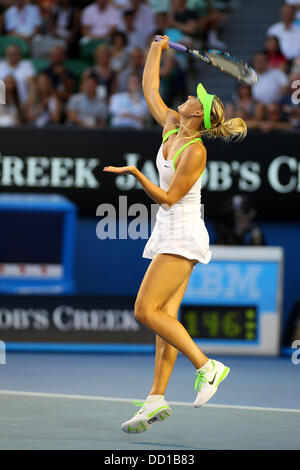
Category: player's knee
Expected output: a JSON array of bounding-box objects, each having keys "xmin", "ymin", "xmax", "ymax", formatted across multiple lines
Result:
[{"xmin": 134, "ymin": 299, "xmax": 151, "ymax": 325}]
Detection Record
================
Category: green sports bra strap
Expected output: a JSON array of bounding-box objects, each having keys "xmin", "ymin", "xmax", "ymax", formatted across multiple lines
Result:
[
  {"xmin": 162, "ymin": 128, "xmax": 179, "ymax": 143},
  {"xmin": 172, "ymin": 138, "xmax": 203, "ymax": 171}
]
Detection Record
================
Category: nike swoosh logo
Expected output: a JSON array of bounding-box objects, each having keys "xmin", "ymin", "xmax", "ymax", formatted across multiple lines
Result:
[
  {"xmin": 164, "ymin": 165, "xmax": 170, "ymax": 167},
  {"xmin": 208, "ymin": 372, "xmax": 217, "ymax": 385},
  {"xmin": 148, "ymin": 417, "xmax": 158, "ymax": 424}
]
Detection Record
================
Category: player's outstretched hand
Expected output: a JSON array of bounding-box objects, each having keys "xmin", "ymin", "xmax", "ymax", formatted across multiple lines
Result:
[{"xmin": 103, "ymin": 166, "xmax": 136, "ymax": 175}]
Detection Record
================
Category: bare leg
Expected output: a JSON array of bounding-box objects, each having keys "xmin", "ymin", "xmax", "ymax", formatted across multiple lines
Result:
[
  {"xmin": 149, "ymin": 274, "xmax": 191, "ymax": 396},
  {"xmin": 135, "ymin": 254, "xmax": 209, "ymax": 370}
]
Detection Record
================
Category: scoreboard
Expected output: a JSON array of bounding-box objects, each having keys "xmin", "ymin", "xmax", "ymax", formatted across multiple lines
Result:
[
  {"xmin": 180, "ymin": 246, "xmax": 283, "ymax": 356},
  {"xmin": 181, "ymin": 305, "xmax": 257, "ymax": 341}
]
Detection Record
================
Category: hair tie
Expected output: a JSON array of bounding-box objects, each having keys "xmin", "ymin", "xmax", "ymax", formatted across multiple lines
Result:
[{"xmin": 216, "ymin": 122, "xmax": 222, "ymax": 128}]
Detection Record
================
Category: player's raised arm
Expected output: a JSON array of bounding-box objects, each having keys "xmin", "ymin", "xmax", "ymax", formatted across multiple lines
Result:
[{"xmin": 142, "ymin": 35, "xmax": 179, "ymax": 127}]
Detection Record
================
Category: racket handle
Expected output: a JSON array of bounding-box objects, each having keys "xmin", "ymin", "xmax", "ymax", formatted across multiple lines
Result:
[{"xmin": 154, "ymin": 36, "xmax": 188, "ymax": 53}]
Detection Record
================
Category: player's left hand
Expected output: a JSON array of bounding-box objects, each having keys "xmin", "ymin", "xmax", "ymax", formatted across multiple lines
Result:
[{"xmin": 103, "ymin": 166, "xmax": 136, "ymax": 175}]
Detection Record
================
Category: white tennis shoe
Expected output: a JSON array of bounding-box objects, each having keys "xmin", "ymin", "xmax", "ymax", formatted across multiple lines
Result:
[
  {"xmin": 121, "ymin": 396, "xmax": 172, "ymax": 434},
  {"xmin": 193, "ymin": 359, "xmax": 230, "ymax": 408}
]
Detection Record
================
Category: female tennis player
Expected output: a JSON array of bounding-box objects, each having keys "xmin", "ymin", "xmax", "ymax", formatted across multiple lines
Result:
[{"xmin": 103, "ymin": 35, "xmax": 247, "ymax": 434}]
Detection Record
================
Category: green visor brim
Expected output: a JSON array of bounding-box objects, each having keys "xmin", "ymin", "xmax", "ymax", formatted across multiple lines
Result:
[{"xmin": 197, "ymin": 83, "xmax": 215, "ymax": 130}]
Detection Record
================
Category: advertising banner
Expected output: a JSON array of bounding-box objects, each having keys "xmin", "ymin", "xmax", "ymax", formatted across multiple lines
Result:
[
  {"xmin": 0, "ymin": 295, "xmax": 154, "ymax": 347},
  {"xmin": 0, "ymin": 128, "xmax": 299, "ymax": 220}
]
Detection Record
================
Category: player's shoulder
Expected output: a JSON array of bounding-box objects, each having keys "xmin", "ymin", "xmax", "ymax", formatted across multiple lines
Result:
[
  {"xmin": 187, "ymin": 139, "xmax": 206, "ymax": 158},
  {"xmin": 181, "ymin": 139, "xmax": 207, "ymax": 167}
]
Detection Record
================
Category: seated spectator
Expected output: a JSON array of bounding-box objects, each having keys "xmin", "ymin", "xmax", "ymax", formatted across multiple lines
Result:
[
  {"xmin": 204, "ymin": 8, "xmax": 227, "ymax": 50},
  {"xmin": 109, "ymin": 72, "xmax": 148, "ymax": 129},
  {"xmin": 52, "ymin": 0, "xmax": 81, "ymax": 55},
  {"xmin": 124, "ymin": 0, "xmax": 155, "ymax": 37},
  {"xmin": 80, "ymin": 0, "xmax": 121, "ymax": 44},
  {"xmin": 0, "ymin": 75, "xmax": 23, "ymax": 126},
  {"xmin": 285, "ymin": 0, "xmax": 300, "ymax": 25},
  {"xmin": 167, "ymin": 0, "xmax": 227, "ymax": 52},
  {"xmin": 167, "ymin": 0, "xmax": 198, "ymax": 46},
  {"xmin": 0, "ymin": 44, "xmax": 35, "ymax": 104},
  {"xmin": 30, "ymin": 0, "xmax": 67, "ymax": 58},
  {"xmin": 42, "ymin": 45, "xmax": 76, "ymax": 102},
  {"xmin": 154, "ymin": 11, "xmax": 169, "ymax": 36},
  {"xmin": 153, "ymin": 10, "xmax": 185, "ymax": 44},
  {"xmin": 24, "ymin": 72, "xmax": 62, "ymax": 127},
  {"xmin": 4, "ymin": 0, "xmax": 42, "ymax": 41},
  {"xmin": 117, "ymin": 46, "xmax": 144, "ymax": 92},
  {"xmin": 121, "ymin": 9, "xmax": 148, "ymax": 52},
  {"xmin": 251, "ymin": 51, "xmax": 289, "ymax": 105},
  {"xmin": 66, "ymin": 73, "xmax": 108, "ymax": 127},
  {"xmin": 110, "ymin": 31, "xmax": 129, "ymax": 72},
  {"xmin": 38, "ymin": 0, "xmax": 55, "ymax": 35},
  {"xmin": 225, "ymin": 83, "xmax": 264, "ymax": 125},
  {"xmin": 267, "ymin": 4, "xmax": 300, "ymax": 61},
  {"xmin": 258, "ymin": 103, "xmax": 292, "ymax": 133},
  {"xmin": 85, "ymin": 44, "xmax": 117, "ymax": 99},
  {"xmin": 280, "ymin": 70, "xmax": 300, "ymax": 129},
  {"xmin": 264, "ymin": 36, "xmax": 288, "ymax": 71},
  {"xmin": 185, "ymin": 0, "xmax": 228, "ymax": 50}
]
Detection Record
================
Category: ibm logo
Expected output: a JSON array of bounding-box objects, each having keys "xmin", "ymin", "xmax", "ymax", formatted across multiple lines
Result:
[
  {"xmin": 0, "ymin": 340, "xmax": 6, "ymax": 365},
  {"xmin": 0, "ymin": 80, "xmax": 6, "ymax": 104}
]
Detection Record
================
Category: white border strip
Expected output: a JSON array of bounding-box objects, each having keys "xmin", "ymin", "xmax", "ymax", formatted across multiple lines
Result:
[
  {"xmin": 211, "ymin": 246, "xmax": 283, "ymax": 261},
  {"xmin": 0, "ymin": 263, "xmax": 62, "ymax": 278},
  {"xmin": 0, "ymin": 390, "xmax": 299, "ymax": 414}
]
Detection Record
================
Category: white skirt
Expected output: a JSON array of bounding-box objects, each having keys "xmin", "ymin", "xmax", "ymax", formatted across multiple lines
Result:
[{"xmin": 142, "ymin": 204, "xmax": 212, "ymax": 264}]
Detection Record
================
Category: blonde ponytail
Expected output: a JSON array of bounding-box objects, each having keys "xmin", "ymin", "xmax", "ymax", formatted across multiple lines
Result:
[
  {"xmin": 200, "ymin": 96, "xmax": 247, "ymax": 143},
  {"xmin": 201, "ymin": 117, "xmax": 247, "ymax": 143}
]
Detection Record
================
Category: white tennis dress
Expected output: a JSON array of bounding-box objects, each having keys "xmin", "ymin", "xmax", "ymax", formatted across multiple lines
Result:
[{"xmin": 142, "ymin": 130, "xmax": 212, "ymax": 265}]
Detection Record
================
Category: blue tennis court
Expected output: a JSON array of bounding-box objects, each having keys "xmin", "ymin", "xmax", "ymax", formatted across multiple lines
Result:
[
  {"xmin": 0, "ymin": 0, "xmax": 300, "ymax": 455},
  {"xmin": 0, "ymin": 352, "xmax": 299, "ymax": 450}
]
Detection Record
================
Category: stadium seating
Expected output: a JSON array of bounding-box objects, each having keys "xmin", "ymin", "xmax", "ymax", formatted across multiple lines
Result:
[{"xmin": 0, "ymin": 36, "xmax": 29, "ymax": 58}]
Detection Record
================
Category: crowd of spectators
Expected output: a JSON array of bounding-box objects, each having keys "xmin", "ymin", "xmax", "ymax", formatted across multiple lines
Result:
[
  {"xmin": 0, "ymin": 0, "xmax": 230, "ymax": 128},
  {"xmin": 1, "ymin": 0, "xmax": 298, "ymax": 133},
  {"xmin": 225, "ymin": 2, "xmax": 300, "ymax": 133}
]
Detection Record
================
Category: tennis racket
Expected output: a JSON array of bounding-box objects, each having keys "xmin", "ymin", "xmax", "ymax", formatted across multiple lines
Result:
[{"xmin": 155, "ymin": 36, "xmax": 258, "ymax": 85}]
